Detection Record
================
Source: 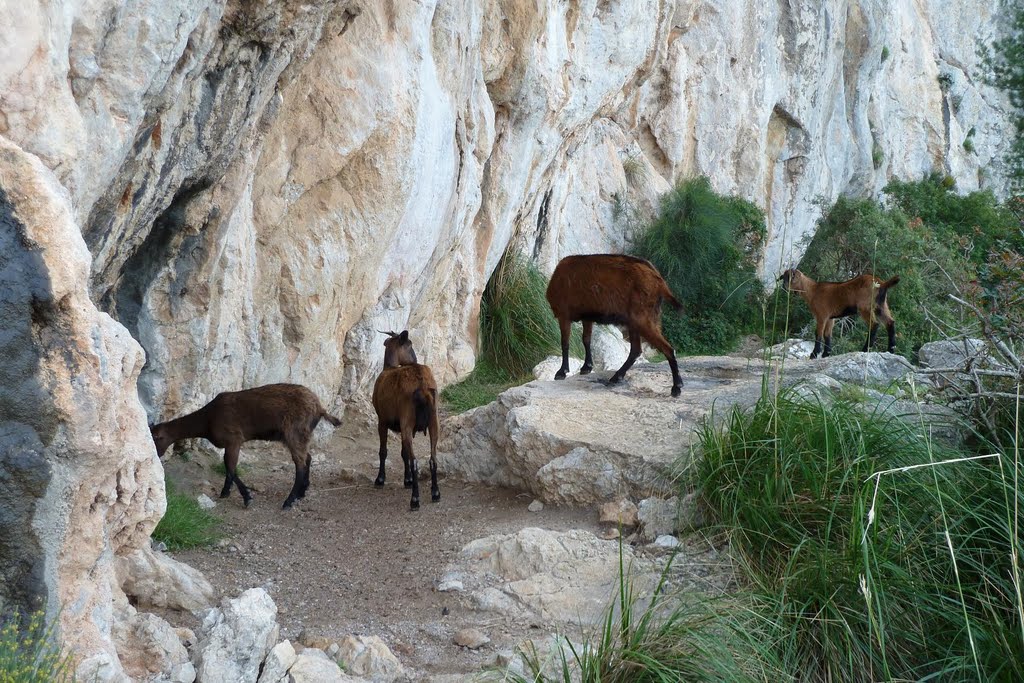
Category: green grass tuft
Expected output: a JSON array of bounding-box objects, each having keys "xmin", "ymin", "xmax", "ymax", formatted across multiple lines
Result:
[
  {"xmin": 152, "ymin": 479, "xmax": 223, "ymax": 551},
  {"xmin": 692, "ymin": 387, "xmax": 1024, "ymax": 681},
  {"xmin": 443, "ymin": 251, "xmax": 582, "ymax": 413}
]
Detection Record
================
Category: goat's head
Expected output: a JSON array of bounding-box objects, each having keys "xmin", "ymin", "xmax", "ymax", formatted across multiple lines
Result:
[
  {"xmin": 382, "ymin": 329, "xmax": 418, "ymax": 368},
  {"xmin": 778, "ymin": 268, "xmax": 808, "ymax": 293},
  {"xmin": 150, "ymin": 423, "xmax": 173, "ymax": 458}
]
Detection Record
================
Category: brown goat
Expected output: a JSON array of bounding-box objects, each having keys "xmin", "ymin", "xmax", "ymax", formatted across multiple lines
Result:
[
  {"xmin": 150, "ymin": 383, "xmax": 341, "ymax": 509},
  {"xmin": 780, "ymin": 268, "xmax": 900, "ymax": 359},
  {"xmin": 546, "ymin": 254, "xmax": 684, "ymax": 397},
  {"xmin": 371, "ymin": 330, "xmax": 440, "ymax": 510}
]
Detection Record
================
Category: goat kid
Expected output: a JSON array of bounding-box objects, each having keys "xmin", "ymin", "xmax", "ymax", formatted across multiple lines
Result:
[
  {"xmin": 371, "ymin": 330, "xmax": 440, "ymax": 510},
  {"xmin": 150, "ymin": 383, "xmax": 341, "ymax": 509},
  {"xmin": 779, "ymin": 268, "xmax": 900, "ymax": 359},
  {"xmin": 546, "ymin": 254, "xmax": 684, "ymax": 397}
]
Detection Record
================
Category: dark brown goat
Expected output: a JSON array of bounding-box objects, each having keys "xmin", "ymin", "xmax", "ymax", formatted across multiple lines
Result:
[
  {"xmin": 546, "ymin": 254, "xmax": 684, "ymax": 397},
  {"xmin": 150, "ymin": 384, "xmax": 341, "ymax": 509},
  {"xmin": 371, "ymin": 330, "xmax": 440, "ymax": 510},
  {"xmin": 780, "ymin": 268, "xmax": 900, "ymax": 358}
]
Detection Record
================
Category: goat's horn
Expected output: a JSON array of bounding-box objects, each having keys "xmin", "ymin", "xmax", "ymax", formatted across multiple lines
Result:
[{"xmin": 377, "ymin": 329, "xmax": 397, "ymax": 337}]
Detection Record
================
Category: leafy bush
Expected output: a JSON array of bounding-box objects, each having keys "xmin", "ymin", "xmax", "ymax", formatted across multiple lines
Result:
[
  {"xmin": 152, "ymin": 479, "xmax": 222, "ymax": 550},
  {"xmin": 630, "ymin": 177, "xmax": 766, "ymax": 355},
  {"xmin": 693, "ymin": 388, "xmax": 1024, "ymax": 681},
  {"xmin": 0, "ymin": 610, "xmax": 73, "ymax": 682},
  {"xmin": 440, "ymin": 359, "xmax": 518, "ymax": 414}
]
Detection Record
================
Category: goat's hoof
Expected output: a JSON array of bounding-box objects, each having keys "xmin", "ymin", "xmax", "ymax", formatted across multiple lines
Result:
[
  {"xmin": 580, "ymin": 365, "xmax": 593, "ymax": 375},
  {"xmin": 809, "ymin": 353, "xmax": 819, "ymax": 360},
  {"xmin": 608, "ymin": 374, "xmax": 622, "ymax": 385},
  {"xmin": 554, "ymin": 371, "xmax": 567, "ymax": 380},
  {"xmin": 410, "ymin": 499, "xmax": 420, "ymax": 511},
  {"xmin": 219, "ymin": 491, "xmax": 231, "ymax": 499},
  {"xmin": 282, "ymin": 499, "xmax": 294, "ymax": 510},
  {"xmin": 431, "ymin": 491, "xmax": 441, "ymax": 502},
  {"xmin": 671, "ymin": 385, "xmax": 682, "ymax": 398},
  {"xmin": 404, "ymin": 480, "xmax": 414, "ymax": 489},
  {"xmin": 243, "ymin": 496, "xmax": 253, "ymax": 508}
]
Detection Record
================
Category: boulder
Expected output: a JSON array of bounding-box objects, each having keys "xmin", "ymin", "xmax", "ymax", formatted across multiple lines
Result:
[
  {"xmin": 447, "ymin": 528, "xmax": 658, "ymax": 625},
  {"xmin": 192, "ymin": 588, "xmax": 279, "ymax": 683},
  {"xmin": 116, "ymin": 546, "xmax": 216, "ymax": 613},
  {"xmin": 758, "ymin": 338, "xmax": 817, "ymax": 359},
  {"xmin": 598, "ymin": 499, "xmax": 639, "ymax": 528},
  {"xmin": 337, "ymin": 635, "xmax": 405, "ymax": 682},
  {"xmin": 257, "ymin": 641, "xmax": 297, "ymax": 683},
  {"xmin": 820, "ymin": 352, "xmax": 915, "ymax": 385},
  {"xmin": 289, "ymin": 648, "xmax": 362, "ymax": 683},
  {"xmin": 637, "ymin": 497, "xmax": 679, "ymax": 541},
  {"xmin": 112, "ymin": 599, "xmax": 195, "ymax": 683},
  {"xmin": 918, "ymin": 339, "xmax": 989, "ymax": 369},
  {"xmin": 532, "ymin": 356, "xmax": 584, "ymax": 381}
]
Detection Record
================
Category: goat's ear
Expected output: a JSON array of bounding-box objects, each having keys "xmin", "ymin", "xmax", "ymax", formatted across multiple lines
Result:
[{"xmin": 398, "ymin": 330, "xmax": 409, "ymax": 343}]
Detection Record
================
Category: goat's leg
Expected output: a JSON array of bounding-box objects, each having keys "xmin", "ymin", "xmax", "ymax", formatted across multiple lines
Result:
[
  {"xmin": 219, "ymin": 450, "xmax": 235, "ymax": 499},
  {"xmin": 374, "ymin": 421, "xmax": 388, "ymax": 487},
  {"xmin": 403, "ymin": 428, "xmax": 420, "ymax": 510},
  {"xmin": 224, "ymin": 444, "xmax": 252, "ymax": 507},
  {"xmin": 401, "ymin": 435, "xmax": 414, "ymax": 488},
  {"xmin": 299, "ymin": 450, "xmax": 312, "ymax": 499},
  {"xmin": 863, "ymin": 322, "xmax": 879, "ymax": 352},
  {"xmin": 610, "ymin": 328, "xmax": 642, "ymax": 385},
  {"xmin": 428, "ymin": 403, "xmax": 440, "ymax": 503},
  {"xmin": 810, "ymin": 319, "xmax": 825, "ymax": 359},
  {"xmin": 580, "ymin": 321, "xmax": 594, "ymax": 375},
  {"xmin": 282, "ymin": 445, "xmax": 307, "ymax": 509},
  {"xmin": 886, "ymin": 320, "xmax": 896, "ymax": 353},
  {"xmin": 822, "ymin": 319, "xmax": 836, "ymax": 358},
  {"xmin": 554, "ymin": 318, "xmax": 572, "ymax": 380},
  {"xmin": 641, "ymin": 325, "xmax": 684, "ymax": 397}
]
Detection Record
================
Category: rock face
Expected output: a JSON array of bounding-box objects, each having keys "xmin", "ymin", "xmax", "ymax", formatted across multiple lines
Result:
[
  {"xmin": 0, "ymin": 0, "xmax": 1012, "ymax": 676},
  {"xmin": 0, "ymin": 0, "xmax": 1011, "ymax": 424},
  {"xmin": 0, "ymin": 139, "xmax": 166, "ymax": 679}
]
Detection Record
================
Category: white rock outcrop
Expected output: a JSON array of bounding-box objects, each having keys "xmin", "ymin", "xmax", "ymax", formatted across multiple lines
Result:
[
  {"xmin": 116, "ymin": 546, "xmax": 216, "ymax": 613},
  {"xmin": 191, "ymin": 588, "xmax": 279, "ymax": 683}
]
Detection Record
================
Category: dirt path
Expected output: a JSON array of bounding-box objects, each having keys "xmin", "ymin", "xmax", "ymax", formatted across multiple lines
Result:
[{"xmin": 164, "ymin": 418, "xmax": 600, "ymax": 678}]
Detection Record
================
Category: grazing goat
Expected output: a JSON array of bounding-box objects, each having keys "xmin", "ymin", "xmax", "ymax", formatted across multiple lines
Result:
[
  {"xmin": 779, "ymin": 268, "xmax": 900, "ymax": 359},
  {"xmin": 546, "ymin": 254, "xmax": 684, "ymax": 397},
  {"xmin": 371, "ymin": 330, "xmax": 440, "ymax": 510},
  {"xmin": 149, "ymin": 384, "xmax": 341, "ymax": 509}
]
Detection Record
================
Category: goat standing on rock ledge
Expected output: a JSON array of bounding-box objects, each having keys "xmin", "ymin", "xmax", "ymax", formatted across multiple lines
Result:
[
  {"xmin": 546, "ymin": 254, "xmax": 685, "ymax": 397},
  {"xmin": 780, "ymin": 268, "xmax": 900, "ymax": 359},
  {"xmin": 372, "ymin": 330, "xmax": 440, "ymax": 510},
  {"xmin": 149, "ymin": 384, "xmax": 342, "ymax": 509}
]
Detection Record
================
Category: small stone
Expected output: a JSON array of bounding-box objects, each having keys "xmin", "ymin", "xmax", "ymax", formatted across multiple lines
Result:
[
  {"xmin": 298, "ymin": 630, "xmax": 335, "ymax": 651},
  {"xmin": 150, "ymin": 539, "xmax": 168, "ymax": 553},
  {"xmin": 327, "ymin": 642, "xmax": 340, "ymax": 657},
  {"xmin": 437, "ymin": 579, "xmax": 464, "ymax": 593},
  {"xmin": 337, "ymin": 634, "xmax": 404, "ymax": 680},
  {"xmin": 598, "ymin": 499, "xmax": 638, "ymax": 527},
  {"xmin": 653, "ymin": 534, "xmax": 681, "ymax": 548},
  {"xmin": 454, "ymin": 628, "xmax": 490, "ymax": 650},
  {"xmin": 527, "ymin": 500, "xmax": 544, "ymax": 512},
  {"xmin": 197, "ymin": 494, "xmax": 217, "ymax": 510},
  {"xmin": 600, "ymin": 527, "xmax": 621, "ymax": 541}
]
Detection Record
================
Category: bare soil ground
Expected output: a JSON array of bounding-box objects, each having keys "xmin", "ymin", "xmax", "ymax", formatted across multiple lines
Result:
[{"xmin": 163, "ymin": 417, "xmax": 602, "ymax": 678}]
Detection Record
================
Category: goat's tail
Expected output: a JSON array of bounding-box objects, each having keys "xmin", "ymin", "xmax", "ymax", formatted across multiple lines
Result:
[
  {"xmin": 876, "ymin": 275, "xmax": 900, "ymax": 305},
  {"xmin": 412, "ymin": 387, "xmax": 435, "ymax": 436},
  {"xmin": 321, "ymin": 411, "xmax": 342, "ymax": 428},
  {"xmin": 660, "ymin": 280, "xmax": 684, "ymax": 312}
]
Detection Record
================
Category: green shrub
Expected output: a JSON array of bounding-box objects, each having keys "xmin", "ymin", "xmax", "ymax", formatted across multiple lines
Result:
[
  {"xmin": 880, "ymin": 45, "xmax": 890, "ymax": 62},
  {"xmin": 629, "ymin": 177, "xmax": 766, "ymax": 355},
  {"xmin": 152, "ymin": 479, "xmax": 222, "ymax": 551},
  {"xmin": 439, "ymin": 360, "xmax": 518, "ymax": 413},
  {"xmin": 693, "ymin": 388, "xmax": 1024, "ymax": 681},
  {"xmin": 871, "ymin": 141, "xmax": 884, "ymax": 169},
  {"xmin": 0, "ymin": 610, "xmax": 73, "ymax": 682}
]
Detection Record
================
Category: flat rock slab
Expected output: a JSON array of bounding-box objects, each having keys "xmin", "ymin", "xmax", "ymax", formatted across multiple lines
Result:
[{"xmin": 440, "ymin": 353, "xmax": 926, "ymax": 506}]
